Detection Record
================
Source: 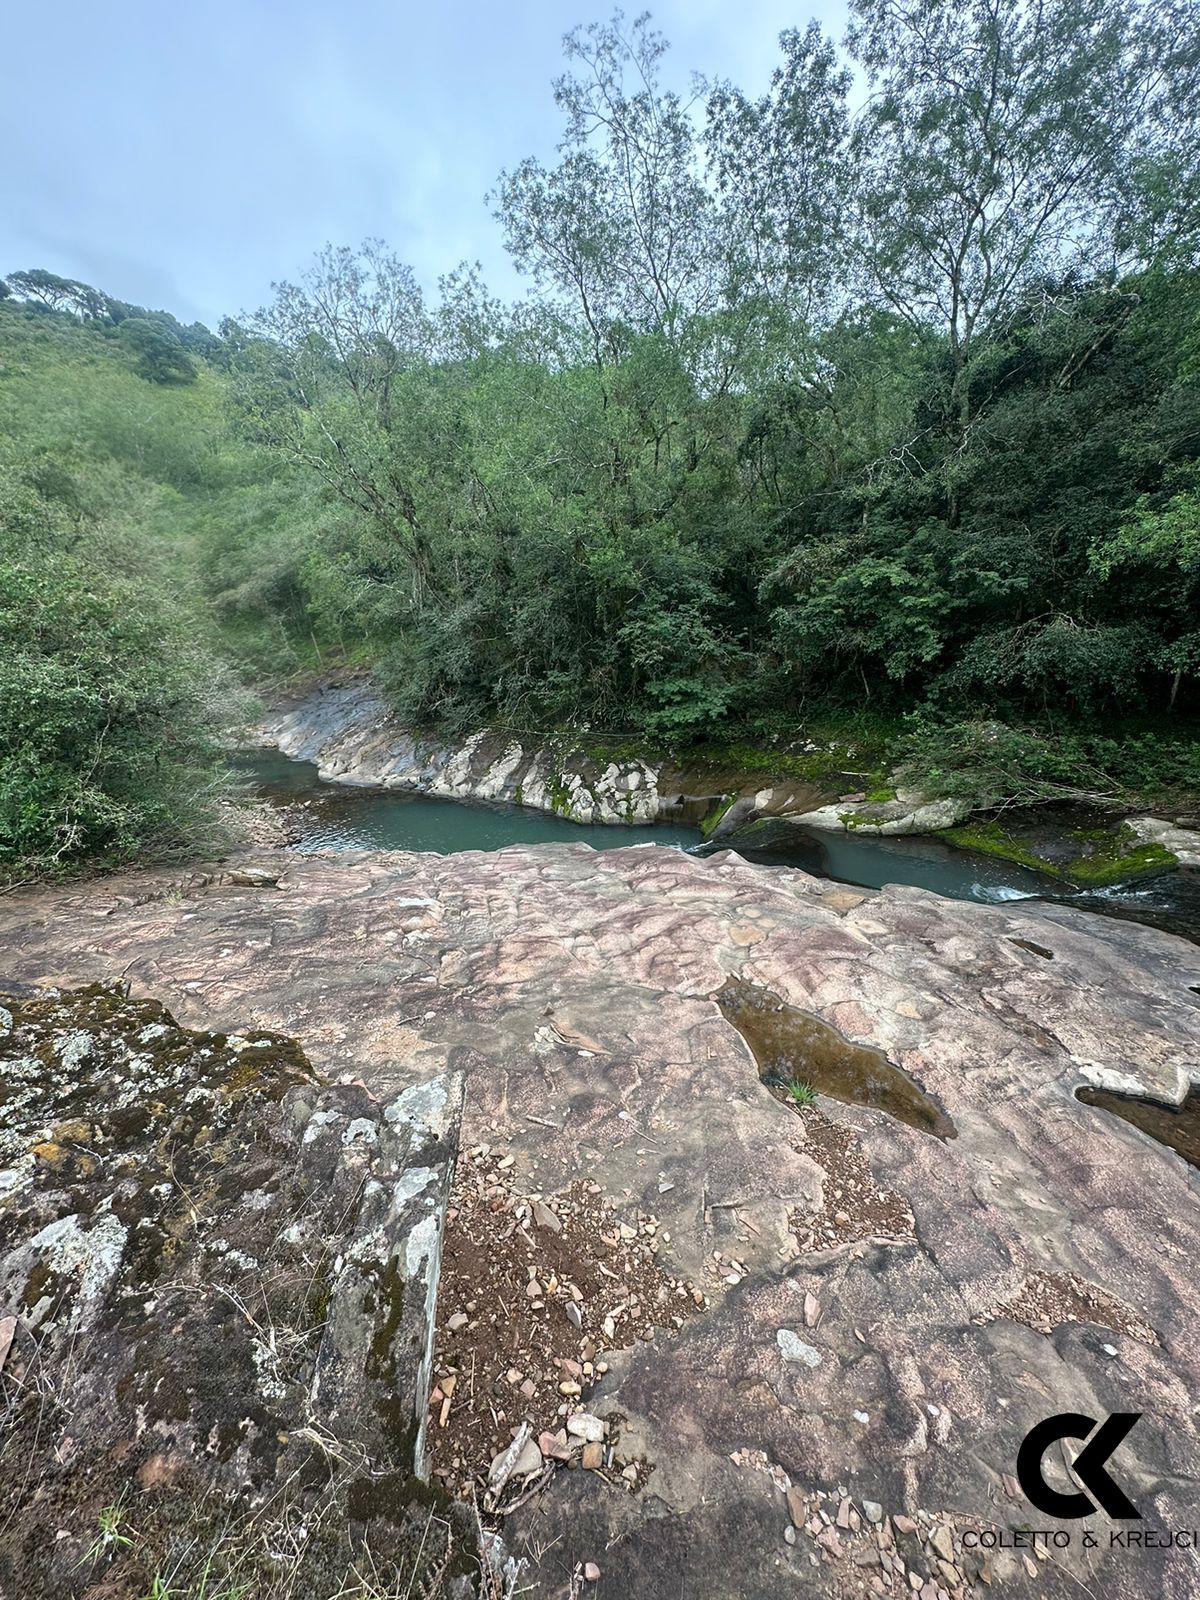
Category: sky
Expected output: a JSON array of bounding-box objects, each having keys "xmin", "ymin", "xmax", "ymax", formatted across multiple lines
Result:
[{"xmin": 2, "ymin": 0, "xmax": 849, "ymax": 330}]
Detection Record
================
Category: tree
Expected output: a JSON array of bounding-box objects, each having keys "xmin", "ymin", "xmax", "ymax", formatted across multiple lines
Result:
[
  {"xmin": 117, "ymin": 316, "xmax": 198, "ymax": 384},
  {"xmin": 845, "ymin": 0, "xmax": 1200, "ymax": 438},
  {"xmin": 495, "ymin": 11, "xmax": 722, "ymax": 357}
]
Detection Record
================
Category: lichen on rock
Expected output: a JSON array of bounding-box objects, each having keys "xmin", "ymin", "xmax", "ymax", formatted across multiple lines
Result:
[{"xmin": 0, "ymin": 983, "xmax": 470, "ymax": 1600}]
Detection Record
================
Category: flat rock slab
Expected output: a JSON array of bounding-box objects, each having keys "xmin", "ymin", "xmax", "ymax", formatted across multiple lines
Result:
[{"xmin": 2, "ymin": 844, "xmax": 1199, "ymax": 1599}]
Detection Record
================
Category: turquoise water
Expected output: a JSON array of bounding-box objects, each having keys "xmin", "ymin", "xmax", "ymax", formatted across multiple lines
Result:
[
  {"xmin": 238, "ymin": 751, "xmax": 1198, "ymax": 941},
  {"xmin": 236, "ymin": 751, "xmax": 699, "ymax": 854}
]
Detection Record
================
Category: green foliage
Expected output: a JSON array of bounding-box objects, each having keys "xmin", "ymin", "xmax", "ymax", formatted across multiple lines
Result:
[
  {"xmin": 5, "ymin": 0, "xmax": 1200, "ymax": 876},
  {"xmin": 0, "ymin": 301, "xmax": 261, "ymax": 877},
  {"xmin": 117, "ymin": 316, "xmax": 198, "ymax": 384},
  {"xmin": 897, "ymin": 715, "xmax": 1200, "ymax": 811}
]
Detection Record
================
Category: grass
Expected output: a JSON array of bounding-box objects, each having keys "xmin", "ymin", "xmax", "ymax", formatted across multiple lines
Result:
[
  {"xmin": 764, "ymin": 1071, "xmax": 819, "ymax": 1107},
  {"xmin": 785, "ymin": 1081, "xmax": 818, "ymax": 1107}
]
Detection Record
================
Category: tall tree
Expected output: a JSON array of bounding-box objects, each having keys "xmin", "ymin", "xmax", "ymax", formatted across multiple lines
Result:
[{"xmin": 846, "ymin": 0, "xmax": 1200, "ymax": 436}]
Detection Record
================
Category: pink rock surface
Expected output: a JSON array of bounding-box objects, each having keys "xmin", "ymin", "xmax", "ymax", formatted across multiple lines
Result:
[{"xmin": 3, "ymin": 843, "xmax": 1199, "ymax": 1598}]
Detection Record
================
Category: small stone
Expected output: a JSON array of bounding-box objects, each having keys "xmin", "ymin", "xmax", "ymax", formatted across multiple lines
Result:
[
  {"xmin": 929, "ymin": 1526, "xmax": 954, "ymax": 1564},
  {"xmin": 582, "ymin": 1441, "xmax": 604, "ymax": 1469},
  {"xmin": 565, "ymin": 1301, "xmax": 583, "ymax": 1330},
  {"xmin": 894, "ymin": 1515, "xmax": 918, "ymax": 1536},
  {"xmin": 566, "ymin": 1412, "xmax": 606, "ymax": 1443},
  {"xmin": 777, "ymin": 1330, "xmax": 822, "ymax": 1368},
  {"xmin": 786, "ymin": 1487, "xmax": 806, "ymax": 1527},
  {"xmin": 525, "ymin": 1279, "xmax": 543, "ymax": 1298},
  {"xmin": 803, "ymin": 1291, "xmax": 820, "ymax": 1327},
  {"xmin": 533, "ymin": 1201, "xmax": 562, "ymax": 1233},
  {"xmin": 853, "ymin": 1410, "xmax": 870, "ymax": 1424},
  {"xmin": 784, "ymin": 1526, "xmax": 796, "ymax": 1545},
  {"xmin": 446, "ymin": 1312, "xmax": 468, "ymax": 1332},
  {"xmin": 622, "ymin": 1463, "xmax": 638, "ymax": 1483},
  {"xmin": 863, "ymin": 1500, "xmax": 883, "ymax": 1524},
  {"xmin": 558, "ymin": 1380, "xmax": 581, "ymax": 1396},
  {"xmin": 836, "ymin": 1497, "xmax": 852, "ymax": 1529},
  {"xmin": 584, "ymin": 1563, "xmax": 601, "ymax": 1582}
]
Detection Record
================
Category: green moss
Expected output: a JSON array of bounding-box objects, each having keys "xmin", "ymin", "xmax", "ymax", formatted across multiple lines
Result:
[
  {"xmin": 864, "ymin": 785, "xmax": 897, "ymax": 804},
  {"xmin": 699, "ymin": 794, "xmax": 735, "ymax": 840},
  {"xmin": 1062, "ymin": 832, "xmax": 1177, "ymax": 887},
  {"xmin": 547, "ymin": 772, "xmax": 574, "ymax": 817},
  {"xmin": 942, "ymin": 820, "xmax": 1052, "ymax": 874},
  {"xmin": 692, "ymin": 741, "xmax": 860, "ymax": 784},
  {"xmin": 943, "ymin": 818, "xmax": 1178, "ymax": 887}
]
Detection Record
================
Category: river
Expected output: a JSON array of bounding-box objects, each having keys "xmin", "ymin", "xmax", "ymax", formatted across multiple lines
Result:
[{"xmin": 236, "ymin": 752, "xmax": 1199, "ymax": 943}]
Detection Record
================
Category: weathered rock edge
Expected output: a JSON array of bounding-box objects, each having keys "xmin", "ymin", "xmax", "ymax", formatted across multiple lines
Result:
[
  {"xmin": 0, "ymin": 983, "xmax": 469, "ymax": 1600},
  {"xmin": 253, "ymin": 674, "xmax": 829, "ymax": 831}
]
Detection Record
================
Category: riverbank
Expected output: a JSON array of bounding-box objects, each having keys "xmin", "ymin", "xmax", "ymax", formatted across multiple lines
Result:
[{"xmin": 249, "ymin": 672, "xmax": 1200, "ymax": 893}]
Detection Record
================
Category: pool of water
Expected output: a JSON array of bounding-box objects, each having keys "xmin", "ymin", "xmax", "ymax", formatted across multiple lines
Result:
[
  {"xmin": 723, "ymin": 819, "xmax": 1058, "ymax": 903},
  {"xmin": 717, "ymin": 815, "xmax": 1200, "ymax": 942},
  {"xmin": 235, "ymin": 751, "xmax": 700, "ymax": 854}
]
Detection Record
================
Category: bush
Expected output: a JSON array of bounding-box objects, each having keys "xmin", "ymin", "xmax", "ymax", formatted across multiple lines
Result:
[{"xmin": 0, "ymin": 473, "xmax": 236, "ymax": 876}]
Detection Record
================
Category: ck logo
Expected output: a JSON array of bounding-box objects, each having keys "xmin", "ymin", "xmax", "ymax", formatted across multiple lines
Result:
[{"xmin": 1017, "ymin": 1412, "xmax": 1142, "ymax": 1520}]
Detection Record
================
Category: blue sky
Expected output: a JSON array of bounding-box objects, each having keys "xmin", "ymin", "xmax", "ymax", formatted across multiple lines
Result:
[{"xmin": 2, "ymin": 1, "xmax": 848, "ymax": 328}]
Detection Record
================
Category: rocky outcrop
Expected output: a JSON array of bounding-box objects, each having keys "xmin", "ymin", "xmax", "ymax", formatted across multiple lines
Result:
[
  {"xmin": 782, "ymin": 790, "xmax": 971, "ymax": 836},
  {"xmin": 254, "ymin": 675, "xmax": 828, "ymax": 830},
  {"xmin": 0, "ymin": 982, "xmax": 468, "ymax": 1600},
  {"xmin": 3, "ymin": 847, "xmax": 1200, "ymax": 1598},
  {"xmin": 1128, "ymin": 814, "xmax": 1200, "ymax": 869}
]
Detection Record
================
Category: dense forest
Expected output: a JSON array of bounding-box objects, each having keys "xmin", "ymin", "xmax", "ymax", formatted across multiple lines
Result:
[{"xmin": 3, "ymin": 0, "xmax": 1200, "ymax": 875}]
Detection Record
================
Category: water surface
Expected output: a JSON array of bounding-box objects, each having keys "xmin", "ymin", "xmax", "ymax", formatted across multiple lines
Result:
[{"xmin": 236, "ymin": 751, "xmax": 699, "ymax": 854}]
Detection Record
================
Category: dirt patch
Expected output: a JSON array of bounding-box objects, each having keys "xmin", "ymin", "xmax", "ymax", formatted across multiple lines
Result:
[
  {"xmin": 429, "ymin": 1143, "xmax": 704, "ymax": 1502},
  {"xmin": 987, "ymin": 1269, "xmax": 1156, "ymax": 1342},
  {"xmin": 785, "ymin": 1110, "xmax": 917, "ymax": 1252}
]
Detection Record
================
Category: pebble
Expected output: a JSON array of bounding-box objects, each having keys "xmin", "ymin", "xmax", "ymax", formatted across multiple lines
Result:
[
  {"xmin": 566, "ymin": 1412, "xmax": 606, "ymax": 1443},
  {"xmin": 584, "ymin": 1563, "xmax": 601, "ymax": 1582},
  {"xmin": 565, "ymin": 1301, "xmax": 583, "ymax": 1330},
  {"xmin": 777, "ymin": 1330, "xmax": 822, "ymax": 1368},
  {"xmin": 446, "ymin": 1312, "xmax": 468, "ymax": 1332},
  {"xmin": 863, "ymin": 1500, "xmax": 883, "ymax": 1524},
  {"xmin": 559, "ymin": 1380, "xmax": 582, "ymax": 1396},
  {"xmin": 582, "ymin": 1441, "xmax": 604, "ymax": 1469},
  {"xmin": 929, "ymin": 1526, "xmax": 954, "ymax": 1564}
]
